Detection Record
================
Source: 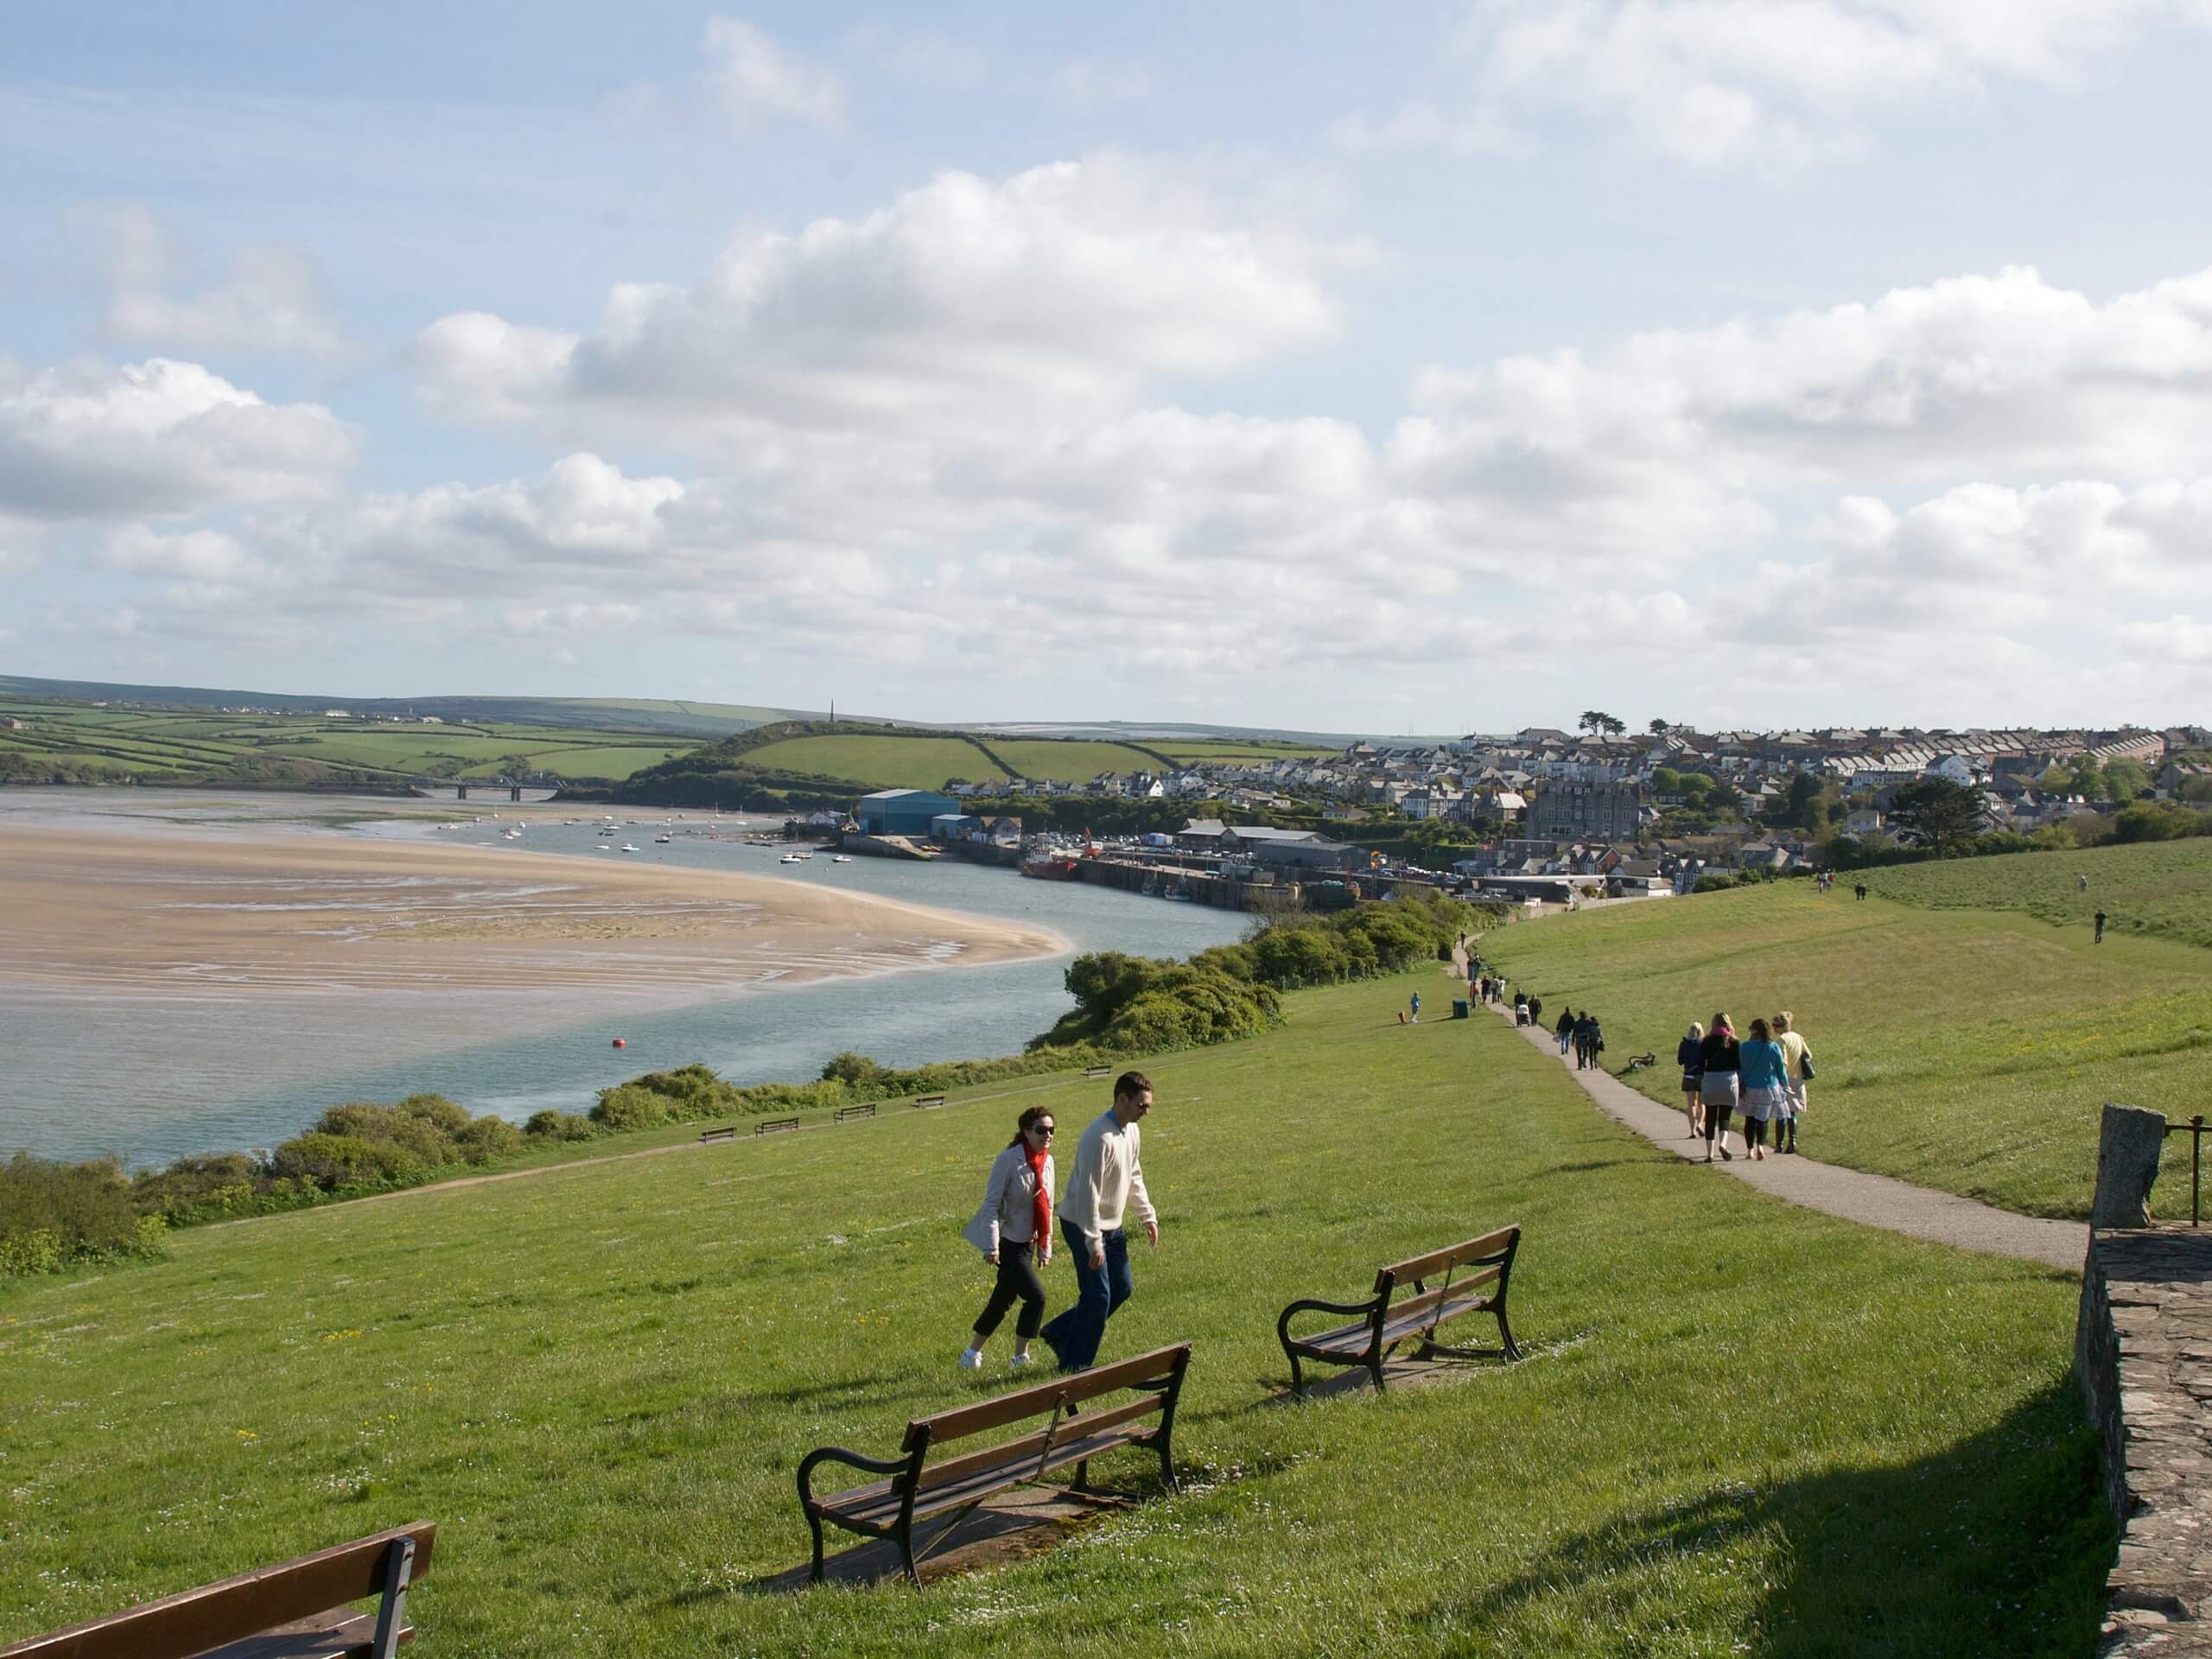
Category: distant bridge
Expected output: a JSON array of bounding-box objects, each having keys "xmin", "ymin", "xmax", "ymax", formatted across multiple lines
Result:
[{"xmin": 410, "ymin": 781, "xmax": 566, "ymax": 803}]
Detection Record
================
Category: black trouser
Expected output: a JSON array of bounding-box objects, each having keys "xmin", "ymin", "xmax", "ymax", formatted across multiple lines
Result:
[{"xmin": 971, "ymin": 1239, "xmax": 1046, "ymax": 1341}]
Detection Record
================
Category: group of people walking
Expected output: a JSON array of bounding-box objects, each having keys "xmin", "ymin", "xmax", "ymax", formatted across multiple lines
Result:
[
  {"xmin": 1678, "ymin": 1013, "xmax": 1814, "ymax": 1162},
  {"xmin": 958, "ymin": 1071, "xmax": 1160, "ymax": 1375},
  {"xmin": 1552, "ymin": 1007, "xmax": 1606, "ymax": 1069}
]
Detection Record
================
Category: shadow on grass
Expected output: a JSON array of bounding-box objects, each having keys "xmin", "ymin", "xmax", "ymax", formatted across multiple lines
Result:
[{"xmin": 1411, "ymin": 1376, "xmax": 2111, "ymax": 1656}]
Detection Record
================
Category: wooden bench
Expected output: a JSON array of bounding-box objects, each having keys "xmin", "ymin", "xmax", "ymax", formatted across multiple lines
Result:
[
  {"xmin": 754, "ymin": 1116, "xmax": 800, "ymax": 1136},
  {"xmin": 909, "ymin": 1094, "xmax": 945, "ymax": 1110},
  {"xmin": 0, "ymin": 1522, "xmax": 435, "ymax": 1659},
  {"xmin": 699, "ymin": 1125, "xmax": 737, "ymax": 1145},
  {"xmin": 1083, "ymin": 1065, "xmax": 1112, "ymax": 1080},
  {"xmin": 834, "ymin": 1103, "xmax": 876, "ymax": 1122},
  {"xmin": 797, "ymin": 1343, "xmax": 1192, "ymax": 1586},
  {"xmin": 1276, "ymin": 1226, "xmax": 1522, "ymax": 1399}
]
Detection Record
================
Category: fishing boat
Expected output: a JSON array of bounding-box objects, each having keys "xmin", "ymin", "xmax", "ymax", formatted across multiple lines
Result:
[
  {"xmin": 1020, "ymin": 854, "xmax": 1082, "ymax": 880},
  {"xmin": 654, "ymin": 834, "xmax": 673, "ymax": 843},
  {"xmin": 780, "ymin": 853, "xmax": 803, "ymax": 864},
  {"xmin": 620, "ymin": 842, "xmax": 641, "ymax": 853}
]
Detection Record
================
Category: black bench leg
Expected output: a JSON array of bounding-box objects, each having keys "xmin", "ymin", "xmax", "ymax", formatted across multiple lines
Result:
[
  {"xmin": 1072, "ymin": 1457, "xmax": 1090, "ymax": 1493},
  {"xmin": 1497, "ymin": 1308, "xmax": 1522, "ymax": 1363},
  {"xmin": 1287, "ymin": 1349, "xmax": 1306, "ymax": 1402},
  {"xmin": 897, "ymin": 1517, "xmax": 922, "ymax": 1589},
  {"xmin": 1369, "ymin": 1344, "xmax": 1388, "ymax": 1395},
  {"xmin": 805, "ymin": 1511, "xmax": 826, "ymax": 1585}
]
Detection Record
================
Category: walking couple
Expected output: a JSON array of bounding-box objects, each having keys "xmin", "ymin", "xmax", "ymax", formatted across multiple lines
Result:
[
  {"xmin": 1679, "ymin": 1012, "xmax": 1813, "ymax": 1162},
  {"xmin": 958, "ymin": 1071, "xmax": 1159, "ymax": 1375}
]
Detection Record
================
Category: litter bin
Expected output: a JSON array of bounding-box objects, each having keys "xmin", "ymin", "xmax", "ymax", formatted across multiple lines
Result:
[{"xmin": 1452, "ymin": 1000, "xmax": 1471, "ymax": 1020}]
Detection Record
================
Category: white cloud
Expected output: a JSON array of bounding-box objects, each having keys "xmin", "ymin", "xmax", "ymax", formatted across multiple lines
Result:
[
  {"xmin": 1346, "ymin": 0, "xmax": 2205, "ymax": 168},
  {"xmin": 0, "ymin": 356, "xmax": 356, "ymax": 519},
  {"xmin": 410, "ymin": 156, "xmax": 1357, "ymax": 442},
  {"xmin": 83, "ymin": 206, "xmax": 353, "ymax": 364},
  {"xmin": 703, "ymin": 16, "xmax": 846, "ymax": 128}
]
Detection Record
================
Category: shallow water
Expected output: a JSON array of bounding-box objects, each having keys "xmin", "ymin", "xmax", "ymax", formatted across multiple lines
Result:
[{"xmin": 0, "ymin": 791, "xmax": 1246, "ymax": 1165}]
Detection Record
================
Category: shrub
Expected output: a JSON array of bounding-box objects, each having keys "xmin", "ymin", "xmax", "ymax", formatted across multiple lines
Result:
[
  {"xmin": 270, "ymin": 1133, "xmax": 426, "ymax": 1192},
  {"xmin": 454, "ymin": 1116, "xmax": 522, "ymax": 1164},
  {"xmin": 589, "ymin": 1086, "xmax": 672, "ymax": 1132},
  {"xmin": 524, "ymin": 1109, "xmax": 598, "ymax": 1141},
  {"xmin": 1, "ymin": 1154, "xmax": 168, "ymax": 1276}
]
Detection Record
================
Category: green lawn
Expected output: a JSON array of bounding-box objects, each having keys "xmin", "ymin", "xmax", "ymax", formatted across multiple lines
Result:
[
  {"xmin": 1867, "ymin": 839, "xmax": 2212, "ymax": 951},
  {"xmin": 988, "ymin": 739, "xmax": 1166, "ymax": 783},
  {"xmin": 1475, "ymin": 873, "xmax": 2212, "ymax": 1218},
  {"xmin": 1149, "ymin": 741, "xmax": 1337, "ymax": 763},
  {"xmin": 744, "ymin": 734, "xmax": 1007, "ymax": 791},
  {"xmin": 0, "ymin": 976, "xmax": 2105, "ymax": 1656}
]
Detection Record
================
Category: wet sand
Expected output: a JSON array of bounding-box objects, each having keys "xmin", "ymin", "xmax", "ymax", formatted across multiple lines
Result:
[{"xmin": 0, "ymin": 827, "xmax": 1067, "ymax": 999}]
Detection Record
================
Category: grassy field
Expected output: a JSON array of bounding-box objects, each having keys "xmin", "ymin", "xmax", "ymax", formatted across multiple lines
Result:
[
  {"xmin": 1867, "ymin": 839, "xmax": 2212, "ymax": 951},
  {"xmin": 743, "ymin": 734, "xmax": 1007, "ymax": 791},
  {"xmin": 0, "ymin": 974, "xmax": 2105, "ymax": 1656},
  {"xmin": 1474, "ymin": 868, "xmax": 2212, "ymax": 1219},
  {"xmin": 986, "ymin": 739, "xmax": 1166, "ymax": 783},
  {"xmin": 0, "ymin": 701, "xmax": 697, "ymax": 784}
]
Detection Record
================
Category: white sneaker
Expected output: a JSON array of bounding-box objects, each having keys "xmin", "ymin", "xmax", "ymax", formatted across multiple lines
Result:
[
  {"xmin": 958, "ymin": 1348, "xmax": 983, "ymax": 1370},
  {"xmin": 1008, "ymin": 1352, "xmax": 1034, "ymax": 1369}
]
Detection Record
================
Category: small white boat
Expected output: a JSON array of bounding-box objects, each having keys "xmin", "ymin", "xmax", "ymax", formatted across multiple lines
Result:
[
  {"xmin": 780, "ymin": 853, "xmax": 803, "ymax": 864},
  {"xmin": 620, "ymin": 842, "xmax": 641, "ymax": 853},
  {"xmin": 831, "ymin": 854, "xmax": 854, "ymax": 864},
  {"xmin": 654, "ymin": 834, "xmax": 673, "ymax": 844}
]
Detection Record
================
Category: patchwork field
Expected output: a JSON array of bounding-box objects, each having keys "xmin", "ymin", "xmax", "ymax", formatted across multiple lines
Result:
[
  {"xmin": 0, "ymin": 975, "xmax": 2104, "ymax": 1656},
  {"xmin": 0, "ymin": 701, "xmax": 696, "ymax": 784},
  {"xmin": 741, "ymin": 734, "xmax": 1007, "ymax": 791},
  {"xmin": 1476, "ymin": 861, "xmax": 2212, "ymax": 1218}
]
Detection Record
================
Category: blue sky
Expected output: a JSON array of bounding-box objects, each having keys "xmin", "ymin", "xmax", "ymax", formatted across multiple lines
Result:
[{"xmin": 5, "ymin": 2, "xmax": 2212, "ymax": 731}]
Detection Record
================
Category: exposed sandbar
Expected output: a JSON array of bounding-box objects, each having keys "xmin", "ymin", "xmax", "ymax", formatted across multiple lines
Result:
[{"xmin": 0, "ymin": 827, "xmax": 1066, "ymax": 999}]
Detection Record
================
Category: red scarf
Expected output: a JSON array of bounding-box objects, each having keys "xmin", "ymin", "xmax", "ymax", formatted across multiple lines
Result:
[{"xmin": 1027, "ymin": 1144, "xmax": 1051, "ymax": 1245}]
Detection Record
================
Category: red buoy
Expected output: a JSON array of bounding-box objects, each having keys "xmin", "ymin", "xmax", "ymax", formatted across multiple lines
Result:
[{"xmin": 612, "ymin": 1038, "xmax": 626, "ymax": 1048}]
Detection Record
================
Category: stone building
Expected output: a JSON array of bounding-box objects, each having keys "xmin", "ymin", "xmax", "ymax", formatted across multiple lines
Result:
[{"xmin": 1529, "ymin": 781, "xmax": 1646, "ymax": 842}]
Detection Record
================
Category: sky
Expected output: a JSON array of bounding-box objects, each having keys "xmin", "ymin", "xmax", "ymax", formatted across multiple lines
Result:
[{"xmin": 4, "ymin": 1, "xmax": 2212, "ymax": 734}]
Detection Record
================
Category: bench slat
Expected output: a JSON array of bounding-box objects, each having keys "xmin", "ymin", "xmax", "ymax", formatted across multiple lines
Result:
[
  {"xmin": 1384, "ymin": 1266, "xmax": 1503, "ymax": 1328},
  {"xmin": 0, "ymin": 1525, "xmax": 435, "ymax": 1659},
  {"xmin": 199, "ymin": 1610, "xmax": 404, "ymax": 1659},
  {"xmin": 828, "ymin": 1419, "xmax": 1165, "ymax": 1529},
  {"xmin": 908, "ymin": 1344, "xmax": 1187, "ymax": 1446},
  {"xmin": 1289, "ymin": 1320, "xmax": 1375, "ymax": 1358},
  {"xmin": 1380, "ymin": 1225, "xmax": 1517, "ymax": 1288}
]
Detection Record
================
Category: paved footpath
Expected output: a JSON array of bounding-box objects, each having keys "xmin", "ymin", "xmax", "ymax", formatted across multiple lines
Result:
[{"xmin": 1457, "ymin": 963, "xmax": 2085, "ymax": 1269}]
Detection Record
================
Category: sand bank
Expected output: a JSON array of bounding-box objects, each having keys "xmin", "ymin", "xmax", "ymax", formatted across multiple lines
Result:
[{"xmin": 0, "ymin": 827, "xmax": 1066, "ymax": 999}]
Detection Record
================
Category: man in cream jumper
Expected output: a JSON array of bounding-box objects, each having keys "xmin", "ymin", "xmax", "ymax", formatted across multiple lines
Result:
[{"xmin": 1039, "ymin": 1071, "xmax": 1159, "ymax": 1374}]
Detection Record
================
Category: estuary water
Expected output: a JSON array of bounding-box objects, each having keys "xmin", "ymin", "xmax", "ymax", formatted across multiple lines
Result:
[{"xmin": 0, "ymin": 791, "xmax": 1245, "ymax": 1166}]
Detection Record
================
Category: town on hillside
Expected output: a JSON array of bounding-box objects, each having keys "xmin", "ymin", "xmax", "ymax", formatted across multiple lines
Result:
[{"xmin": 810, "ymin": 719, "xmax": 2209, "ymax": 906}]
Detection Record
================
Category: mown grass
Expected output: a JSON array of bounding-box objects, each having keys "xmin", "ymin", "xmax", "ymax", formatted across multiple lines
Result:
[
  {"xmin": 1866, "ymin": 839, "xmax": 2212, "ymax": 951},
  {"xmin": 1475, "ymin": 874, "xmax": 2212, "ymax": 1218},
  {"xmin": 743, "ymin": 734, "xmax": 1007, "ymax": 791},
  {"xmin": 0, "ymin": 974, "xmax": 2105, "ymax": 1656}
]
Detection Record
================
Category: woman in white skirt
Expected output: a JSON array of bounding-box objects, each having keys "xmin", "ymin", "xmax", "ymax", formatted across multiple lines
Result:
[
  {"xmin": 1773, "ymin": 1011, "xmax": 1812, "ymax": 1154},
  {"xmin": 1736, "ymin": 1016, "xmax": 1789, "ymax": 1162},
  {"xmin": 958, "ymin": 1107, "xmax": 1056, "ymax": 1370}
]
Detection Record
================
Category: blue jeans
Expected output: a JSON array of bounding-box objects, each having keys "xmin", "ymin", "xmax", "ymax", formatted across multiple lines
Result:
[{"xmin": 1039, "ymin": 1218, "xmax": 1131, "ymax": 1371}]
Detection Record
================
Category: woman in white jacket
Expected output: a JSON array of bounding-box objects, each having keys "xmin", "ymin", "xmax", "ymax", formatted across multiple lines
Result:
[{"xmin": 958, "ymin": 1107, "xmax": 1056, "ymax": 1370}]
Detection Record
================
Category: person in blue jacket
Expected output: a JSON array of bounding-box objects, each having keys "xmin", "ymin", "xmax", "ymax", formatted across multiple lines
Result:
[{"xmin": 1736, "ymin": 1016, "xmax": 1790, "ymax": 1162}]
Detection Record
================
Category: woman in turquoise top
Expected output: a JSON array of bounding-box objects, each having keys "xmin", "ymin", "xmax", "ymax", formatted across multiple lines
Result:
[{"xmin": 1736, "ymin": 1016, "xmax": 1789, "ymax": 1162}]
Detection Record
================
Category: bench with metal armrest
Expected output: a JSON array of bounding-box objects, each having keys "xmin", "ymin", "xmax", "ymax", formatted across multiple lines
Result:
[{"xmin": 1277, "ymin": 1225, "xmax": 1522, "ymax": 1399}]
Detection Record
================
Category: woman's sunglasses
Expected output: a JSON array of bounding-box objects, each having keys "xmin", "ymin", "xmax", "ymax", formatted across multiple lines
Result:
[{"xmin": 1031, "ymin": 1124, "xmax": 1056, "ymax": 1136}]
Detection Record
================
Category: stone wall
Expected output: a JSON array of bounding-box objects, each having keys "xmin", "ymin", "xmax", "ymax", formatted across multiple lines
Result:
[{"xmin": 2076, "ymin": 1224, "xmax": 2212, "ymax": 1655}]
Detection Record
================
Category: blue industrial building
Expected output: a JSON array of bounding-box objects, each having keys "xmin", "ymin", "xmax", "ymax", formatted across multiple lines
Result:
[{"xmin": 855, "ymin": 789, "xmax": 959, "ymax": 836}]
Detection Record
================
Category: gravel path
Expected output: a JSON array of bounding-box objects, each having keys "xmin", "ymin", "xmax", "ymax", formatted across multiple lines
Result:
[{"xmin": 1453, "ymin": 956, "xmax": 2086, "ymax": 1270}]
